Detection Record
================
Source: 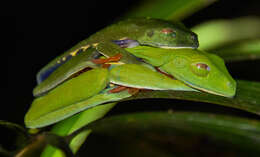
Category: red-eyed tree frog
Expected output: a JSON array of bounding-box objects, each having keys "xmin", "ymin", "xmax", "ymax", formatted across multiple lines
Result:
[{"xmin": 35, "ymin": 18, "xmax": 198, "ymax": 96}]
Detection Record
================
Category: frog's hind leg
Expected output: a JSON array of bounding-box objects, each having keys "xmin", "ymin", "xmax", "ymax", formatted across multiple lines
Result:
[{"xmin": 109, "ymin": 64, "xmax": 196, "ymax": 91}]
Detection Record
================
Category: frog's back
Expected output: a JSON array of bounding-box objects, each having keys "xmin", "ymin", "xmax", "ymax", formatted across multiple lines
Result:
[
  {"xmin": 35, "ymin": 19, "xmax": 132, "ymax": 84},
  {"xmin": 35, "ymin": 19, "xmax": 138, "ymax": 84},
  {"xmin": 36, "ymin": 17, "xmax": 195, "ymax": 84},
  {"xmin": 36, "ymin": 28, "xmax": 102, "ymax": 84}
]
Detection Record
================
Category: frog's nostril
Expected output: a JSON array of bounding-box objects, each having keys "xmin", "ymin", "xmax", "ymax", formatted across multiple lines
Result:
[
  {"xmin": 190, "ymin": 33, "xmax": 198, "ymax": 41},
  {"xmin": 227, "ymin": 81, "xmax": 233, "ymax": 88},
  {"xmin": 190, "ymin": 34, "xmax": 199, "ymax": 48},
  {"xmin": 226, "ymin": 81, "xmax": 236, "ymax": 93},
  {"xmin": 191, "ymin": 35, "xmax": 196, "ymax": 40}
]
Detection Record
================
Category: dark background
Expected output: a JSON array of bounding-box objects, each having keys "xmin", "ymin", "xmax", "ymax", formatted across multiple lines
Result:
[{"xmin": 3, "ymin": 0, "xmax": 260, "ymax": 128}]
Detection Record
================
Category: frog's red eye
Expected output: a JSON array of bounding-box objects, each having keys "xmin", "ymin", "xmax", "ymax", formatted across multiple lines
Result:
[
  {"xmin": 191, "ymin": 63, "xmax": 210, "ymax": 77},
  {"xmin": 161, "ymin": 28, "xmax": 174, "ymax": 34},
  {"xmin": 196, "ymin": 63, "xmax": 210, "ymax": 71},
  {"xmin": 161, "ymin": 28, "xmax": 176, "ymax": 38}
]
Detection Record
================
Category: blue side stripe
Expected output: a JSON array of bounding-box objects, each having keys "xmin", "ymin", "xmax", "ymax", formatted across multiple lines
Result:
[{"xmin": 37, "ymin": 49, "xmax": 84, "ymax": 84}]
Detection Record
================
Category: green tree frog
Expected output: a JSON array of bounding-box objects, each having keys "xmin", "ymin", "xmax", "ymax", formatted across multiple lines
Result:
[{"xmin": 35, "ymin": 18, "xmax": 198, "ymax": 96}]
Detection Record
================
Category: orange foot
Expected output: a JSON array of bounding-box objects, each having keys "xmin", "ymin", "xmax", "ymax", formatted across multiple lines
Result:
[
  {"xmin": 92, "ymin": 53, "xmax": 122, "ymax": 68},
  {"xmin": 109, "ymin": 85, "xmax": 140, "ymax": 95}
]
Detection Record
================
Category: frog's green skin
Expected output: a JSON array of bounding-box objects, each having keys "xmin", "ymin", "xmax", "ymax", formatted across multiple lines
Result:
[
  {"xmin": 36, "ymin": 18, "xmax": 199, "ymax": 88},
  {"xmin": 126, "ymin": 46, "xmax": 236, "ymax": 97},
  {"xmin": 25, "ymin": 66, "xmax": 195, "ymax": 128},
  {"xmin": 25, "ymin": 47, "xmax": 236, "ymax": 128},
  {"xmin": 33, "ymin": 47, "xmax": 100, "ymax": 96}
]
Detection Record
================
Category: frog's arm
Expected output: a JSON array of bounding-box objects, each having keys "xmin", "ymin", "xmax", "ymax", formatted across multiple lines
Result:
[
  {"xmin": 109, "ymin": 64, "xmax": 196, "ymax": 92},
  {"xmin": 25, "ymin": 68, "xmax": 109, "ymax": 128},
  {"xmin": 126, "ymin": 46, "xmax": 236, "ymax": 97},
  {"xmin": 95, "ymin": 41, "xmax": 143, "ymax": 65}
]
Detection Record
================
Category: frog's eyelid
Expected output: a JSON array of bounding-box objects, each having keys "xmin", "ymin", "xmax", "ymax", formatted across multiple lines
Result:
[
  {"xmin": 161, "ymin": 28, "xmax": 175, "ymax": 34},
  {"xmin": 196, "ymin": 63, "xmax": 210, "ymax": 71}
]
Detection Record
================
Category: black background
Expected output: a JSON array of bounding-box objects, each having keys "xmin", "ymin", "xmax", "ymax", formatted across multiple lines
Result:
[{"xmin": 3, "ymin": 0, "xmax": 260, "ymax": 129}]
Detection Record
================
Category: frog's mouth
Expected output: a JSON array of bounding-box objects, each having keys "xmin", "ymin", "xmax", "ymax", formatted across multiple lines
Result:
[
  {"xmin": 112, "ymin": 39, "xmax": 140, "ymax": 48},
  {"xmin": 113, "ymin": 39, "xmax": 199, "ymax": 49},
  {"xmin": 152, "ymin": 41, "xmax": 199, "ymax": 49}
]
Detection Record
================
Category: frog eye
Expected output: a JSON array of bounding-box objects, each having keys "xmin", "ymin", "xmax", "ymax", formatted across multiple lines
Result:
[
  {"xmin": 191, "ymin": 63, "xmax": 210, "ymax": 77},
  {"xmin": 147, "ymin": 31, "xmax": 154, "ymax": 37},
  {"xmin": 161, "ymin": 28, "xmax": 176, "ymax": 38}
]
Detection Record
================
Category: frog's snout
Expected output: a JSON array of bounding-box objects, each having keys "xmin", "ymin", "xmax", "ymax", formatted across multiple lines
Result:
[
  {"xmin": 225, "ymin": 80, "xmax": 237, "ymax": 98},
  {"xmin": 190, "ymin": 33, "xmax": 199, "ymax": 49}
]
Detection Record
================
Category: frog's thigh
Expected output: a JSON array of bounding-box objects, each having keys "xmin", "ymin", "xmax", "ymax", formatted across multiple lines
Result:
[
  {"xmin": 33, "ymin": 47, "xmax": 99, "ymax": 96},
  {"xmin": 109, "ymin": 64, "xmax": 195, "ymax": 91},
  {"xmin": 25, "ymin": 68, "xmax": 109, "ymax": 128}
]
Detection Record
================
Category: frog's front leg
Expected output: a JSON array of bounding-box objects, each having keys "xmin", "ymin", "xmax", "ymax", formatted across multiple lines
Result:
[
  {"xmin": 109, "ymin": 64, "xmax": 196, "ymax": 92},
  {"xmin": 91, "ymin": 53, "xmax": 123, "ymax": 68},
  {"xmin": 95, "ymin": 41, "xmax": 143, "ymax": 64}
]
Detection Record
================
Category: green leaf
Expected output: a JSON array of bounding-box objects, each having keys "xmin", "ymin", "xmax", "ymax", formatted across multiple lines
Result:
[
  {"xmin": 210, "ymin": 39, "xmax": 260, "ymax": 62},
  {"xmin": 125, "ymin": 0, "xmax": 217, "ymax": 21},
  {"xmin": 76, "ymin": 112, "xmax": 260, "ymax": 157},
  {"xmin": 41, "ymin": 103, "xmax": 115, "ymax": 157},
  {"xmin": 192, "ymin": 17, "xmax": 260, "ymax": 50},
  {"xmin": 0, "ymin": 121, "xmax": 29, "ymax": 157},
  {"xmin": 126, "ymin": 80, "xmax": 260, "ymax": 115},
  {"xmin": 15, "ymin": 132, "xmax": 73, "ymax": 157}
]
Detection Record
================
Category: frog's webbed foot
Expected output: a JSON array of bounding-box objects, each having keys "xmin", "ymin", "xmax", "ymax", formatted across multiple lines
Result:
[
  {"xmin": 127, "ymin": 87, "xmax": 140, "ymax": 95},
  {"xmin": 91, "ymin": 53, "xmax": 123, "ymax": 68},
  {"xmin": 108, "ymin": 85, "xmax": 140, "ymax": 95}
]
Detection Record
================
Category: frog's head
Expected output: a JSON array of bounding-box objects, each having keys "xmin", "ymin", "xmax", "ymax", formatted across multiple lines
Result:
[
  {"xmin": 133, "ymin": 18, "xmax": 199, "ymax": 49},
  {"xmin": 160, "ymin": 49, "xmax": 236, "ymax": 97}
]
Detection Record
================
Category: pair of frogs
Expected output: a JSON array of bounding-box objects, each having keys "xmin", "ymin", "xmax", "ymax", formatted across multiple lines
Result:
[{"xmin": 25, "ymin": 18, "xmax": 236, "ymax": 128}]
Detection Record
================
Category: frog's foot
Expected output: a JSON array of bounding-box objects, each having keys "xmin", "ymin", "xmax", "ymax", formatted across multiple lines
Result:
[
  {"xmin": 108, "ymin": 85, "xmax": 127, "ymax": 93},
  {"xmin": 112, "ymin": 39, "xmax": 139, "ymax": 48},
  {"xmin": 127, "ymin": 88, "xmax": 140, "ymax": 95},
  {"xmin": 155, "ymin": 67, "xmax": 175, "ymax": 79},
  {"xmin": 109, "ymin": 85, "xmax": 140, "ymax": 95},
  {"xmin": 92, "ymin": 53, "xmax": 123, "ymax": 68}
]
